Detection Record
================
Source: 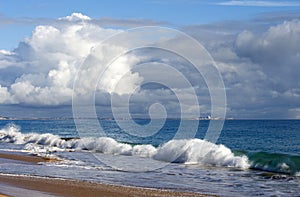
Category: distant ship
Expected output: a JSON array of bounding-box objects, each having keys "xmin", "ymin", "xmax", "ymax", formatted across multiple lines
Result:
[
  {"xmin": 195, "ymin": 115, "xmax": 234, "ymax": 120},
  {"xmin": 0, "ymin": 116, "xmax": 9, "ymax": 120}
]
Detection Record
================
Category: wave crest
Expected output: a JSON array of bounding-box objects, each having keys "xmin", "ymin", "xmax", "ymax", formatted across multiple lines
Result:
[
  {"xmin": 0, "ymin": 124, "xmax": 249, "ymax": 169},
  {"xmin": 154, "ymin": 139, "xmax": 250, "ymax": 169}
]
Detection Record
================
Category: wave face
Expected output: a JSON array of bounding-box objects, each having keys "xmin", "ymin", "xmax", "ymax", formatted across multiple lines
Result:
[
  {"xmin": 247, "ymin": 151, "xmax": 300, "ymax": 175},
  {"xmin": 1, "ymin": 124, "xmax": 299, "ymax": 175}
]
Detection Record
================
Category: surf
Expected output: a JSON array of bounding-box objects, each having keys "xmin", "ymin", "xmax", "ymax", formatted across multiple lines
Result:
[{"xmin": 1, "ymin": 124, "xmax": 299, "ymax": 175}]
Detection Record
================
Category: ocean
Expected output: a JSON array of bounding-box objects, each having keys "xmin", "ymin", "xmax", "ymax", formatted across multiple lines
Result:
[{"xmin": 0, "ymin": 119, "xmax": 299, "ymax": 196}]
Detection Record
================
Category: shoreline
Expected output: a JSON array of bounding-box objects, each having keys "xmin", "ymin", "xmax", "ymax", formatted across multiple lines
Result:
[{"xmin": 0, "ymin": 152, "xmax": 214, "ymax": 197}]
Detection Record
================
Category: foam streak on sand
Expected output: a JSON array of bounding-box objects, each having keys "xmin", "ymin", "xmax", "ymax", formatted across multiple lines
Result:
[{"xmin": 0, "ymin": 174, "xmax": 212, "ymax": 197}]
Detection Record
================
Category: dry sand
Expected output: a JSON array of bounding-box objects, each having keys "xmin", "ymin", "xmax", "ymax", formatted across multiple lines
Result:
[{"xmin": 0, "ymin": 174, "xmax": 212, "ymax": 197}]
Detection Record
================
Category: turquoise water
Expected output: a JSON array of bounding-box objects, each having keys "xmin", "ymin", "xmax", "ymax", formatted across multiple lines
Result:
[{"xmin": 0, "ymin": 119, "xmax": 299, "ymax": 196}]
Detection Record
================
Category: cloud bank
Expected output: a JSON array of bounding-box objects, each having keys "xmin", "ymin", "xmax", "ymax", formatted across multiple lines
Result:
[
  {"xmin": 184, "ymin": 18, "xmax": 300, "ymax": 118},
  {"xmin": 0, "ymin": 13, "xmax": 300, "ymax": 118}
]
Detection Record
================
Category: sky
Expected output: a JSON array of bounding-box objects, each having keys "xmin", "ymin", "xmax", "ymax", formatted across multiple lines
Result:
[{"xmin": 0, "ymin": 0, "xmax": 300, "ymax": 119}]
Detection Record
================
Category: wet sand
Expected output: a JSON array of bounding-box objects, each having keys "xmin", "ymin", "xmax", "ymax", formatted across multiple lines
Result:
[
  {"xmin": 0, "ymin": 153, "xmax": 58, "ymax": 163},
  {"xmin": 0, "ymin": 152, "xmax": 214, "ymax": 197}
]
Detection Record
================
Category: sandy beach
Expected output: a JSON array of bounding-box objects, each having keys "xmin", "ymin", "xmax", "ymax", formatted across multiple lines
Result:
[{"xmin": 0, "ymin": 152, "xmax": 212, "ymax": 197}]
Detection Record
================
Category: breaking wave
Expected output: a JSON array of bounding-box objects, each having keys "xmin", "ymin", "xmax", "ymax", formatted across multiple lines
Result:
[
  {"xmin": 247, "ymin": 151, "xmax": 300, "ymax": 175},
  {"xmin": 1, "ymin": 124, "xmax": 299, "ymax": 175}
]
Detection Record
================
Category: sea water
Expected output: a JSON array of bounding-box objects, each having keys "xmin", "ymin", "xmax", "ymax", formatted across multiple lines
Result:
[{"xmin": 0, "ymin": 119, "xmax": 299, "ymax": 196}]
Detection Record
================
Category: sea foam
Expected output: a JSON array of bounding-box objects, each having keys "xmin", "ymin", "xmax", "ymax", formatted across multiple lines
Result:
[{"xmin": 154, "ymin": 139, "xmax": 250, "ymax": 169}]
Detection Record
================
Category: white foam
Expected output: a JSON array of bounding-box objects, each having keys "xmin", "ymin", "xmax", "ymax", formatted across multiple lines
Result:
[
  {"xmin": 77, "ymin": 137, "xmax": 132, "ymax": 155},
  {"xmin": 0, "ymin": 124, "xmax": 250, "ymax": 169},
  {"xmin": 155, "ymin": 139, "xmax": 250, "ymax": 169},
  {"xmin": 0, "ymin": 124, "xmax": 24, "ymax": 144},
  {"xmin": 132, "ymin": 144, "xmax": 157, "ymax": 158}
]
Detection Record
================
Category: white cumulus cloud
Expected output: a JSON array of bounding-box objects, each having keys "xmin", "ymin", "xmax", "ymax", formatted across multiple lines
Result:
[{"xmin": 0, "ymin": 13, "xmax": 142, "ymax": 106}]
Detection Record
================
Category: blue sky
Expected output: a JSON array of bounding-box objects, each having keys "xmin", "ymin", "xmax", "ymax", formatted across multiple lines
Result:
[
  {"xmin": 1, "ymin": 0, "xmax": 300, "ymax": 119},
  {"xmin": 1, "ymin": 0, "xmax": 300, "ymax": 49}
]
